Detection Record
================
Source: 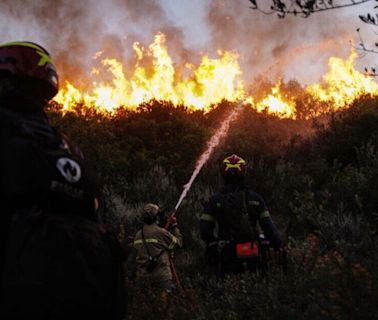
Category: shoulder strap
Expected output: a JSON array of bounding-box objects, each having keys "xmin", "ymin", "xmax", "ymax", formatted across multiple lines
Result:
[
  {"xmin": 141, "ymin": 226, "xmax": 152, "ymax": 257},
  {"xmin": 141, "ymin": 226, "xmax": 165, "ymax": 259},
  {"xmin": 244, "ymin": 188, "xmax": 259, "ymax": 239},
  {"xmin": 243, "ymin": 188, "xmax": 252, "ymax": 216}
]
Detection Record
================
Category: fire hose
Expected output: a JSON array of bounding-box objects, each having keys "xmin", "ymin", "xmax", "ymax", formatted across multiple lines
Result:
[
  {"xmin": 164, "ymin": 209, "xmax": 185, "ymax": 294},
  {"xmin": 160, "ymin": 103, "xmax": 244, "ymax": 293}
]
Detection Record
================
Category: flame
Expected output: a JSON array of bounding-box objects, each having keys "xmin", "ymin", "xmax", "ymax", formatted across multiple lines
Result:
[
  {"xmin": 306, "ymin": 51, "xmax": 378, "ymax": 109},
  {"xmin": 54, "ymin": 33, "xmax": 378, "ymax": 119},
  {"xmin": 54, "ymin": 32, "xmax": 245, "ymax": 112},
  {"xmin": 255, "ymin": 83, "xmax": 296, "ymax": 119}
]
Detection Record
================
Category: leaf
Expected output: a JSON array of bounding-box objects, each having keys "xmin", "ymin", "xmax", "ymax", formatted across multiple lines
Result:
[
  {"xmin": 249, "ymin": 0, "xmax": 257, "ymax": 8},
  {"xmin": 359, "ymin": 15, "xmax": 367, "ymax": 23}
]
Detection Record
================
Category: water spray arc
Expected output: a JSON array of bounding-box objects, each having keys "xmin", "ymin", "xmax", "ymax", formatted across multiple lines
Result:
[
  {"xmin": 164, "ymin": 102, "xmax": 243, "ymax": 293},
  {"xmin": 165, "ymin": 101, "xmax": 243, "ymax": 229},
  {"xmin": 175, "ymin": 102, "xmax": 243, "ymax": 211}
]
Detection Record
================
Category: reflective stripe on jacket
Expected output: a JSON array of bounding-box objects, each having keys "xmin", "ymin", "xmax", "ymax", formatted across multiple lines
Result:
[{"xmin": 133, "ymin": 223, "xmax": 183, "ymax": 283}]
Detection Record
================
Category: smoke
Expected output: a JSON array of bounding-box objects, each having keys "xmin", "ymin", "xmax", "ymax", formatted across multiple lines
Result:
[
  {"xmin": 205, "ymin": 0, "xmax": 373, "ymax": 85},
  {"xmin": 174, "ymin": 103, "xmax": 243, "ymax": 211},
  {"xmin": 0, "ymin": 0, "xmax": 375, "ymax": 87},
  {"xmin": 0, "ymin": 0, "xmax": 188, "ymax": 84},
  {"xmin": 0, "ymin": 0, "xmax": 99, "ymax": 82}
]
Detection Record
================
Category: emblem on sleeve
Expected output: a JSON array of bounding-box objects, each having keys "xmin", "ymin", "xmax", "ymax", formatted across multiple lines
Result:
[{"xmin": 56, "ymin": 157, "xmax": 81, "ymax": 183}]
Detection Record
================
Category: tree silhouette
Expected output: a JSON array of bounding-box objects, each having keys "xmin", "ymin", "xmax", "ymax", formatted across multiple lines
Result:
[
  {"xmin": 249, "ymin": 0, "xmax": 372, "ymax": 18},
  {"xmin": 249, "ymin": 0, "xmax": 378, "ymax": 74}
]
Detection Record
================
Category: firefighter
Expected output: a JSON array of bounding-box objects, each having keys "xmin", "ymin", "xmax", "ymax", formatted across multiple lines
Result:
[
  {"xmin": 130, "ymin": 203, "xmax": 183, "ymax": 293},
  {"xmin": 0, "ymin": 42, "xmax": 125, "ymax": 319},
  {"xmin": 199, "ymin": 154, "xmax": 282, "ymax": 279}
]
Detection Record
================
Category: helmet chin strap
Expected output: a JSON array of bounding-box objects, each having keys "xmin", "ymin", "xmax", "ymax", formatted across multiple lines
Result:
[
  {"xmin": 223, "ymin": 174, "xmax": 245, "ymax": 185},
  {"xmin": 0, "ymin": 75, "xmax": 51, "ymax": 112},
  {"xmin": 0, "ymin": 88, "xmax": 46, "ymax": 112},
  {"xmin": 0, "ymin": 76, "xmax": 15, "ymax": 96}
]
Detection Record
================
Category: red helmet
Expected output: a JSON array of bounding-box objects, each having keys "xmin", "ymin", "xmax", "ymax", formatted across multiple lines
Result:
[
  {"xmin": 221, "ymin": 154, "xmax": 247, "ymax": 178},
  {"xmin": 0, "ymin": 41, "xmax": 59, "ymax": 101}
]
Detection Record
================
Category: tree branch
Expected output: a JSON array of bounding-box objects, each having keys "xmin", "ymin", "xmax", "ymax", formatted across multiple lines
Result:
[
  {"xmin": 352, "ymin": 28, "xmax": 378, "ymax": 76},
  {"xmin": 250, "ymin": 0, "xmax": 374, "ymax": 18}
]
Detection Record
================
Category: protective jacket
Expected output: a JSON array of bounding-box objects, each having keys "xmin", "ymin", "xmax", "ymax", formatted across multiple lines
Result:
[
  {"xmin": 199, "ymin": 184, "xmax": 281, "ymax": 275},
  {"xmin": 0, "ymin": 104, "xmax": 125, "ymax": 320},
  {"xmin": 132, "ymin": 223, "xmax": 182, "ymax": 286}
]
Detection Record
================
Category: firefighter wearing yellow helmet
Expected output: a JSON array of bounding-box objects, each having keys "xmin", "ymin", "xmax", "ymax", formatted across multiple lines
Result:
[
  {"xmin": 129, "ymin": 203, "xmax": 183, "ymax": 292},
  {"xmin": 199, "ymin": 154, "xmax": 282, "ymax": 279},
  {"xmin": 0, "ymin": 42, "xmax": 126, "ymax": 319}
]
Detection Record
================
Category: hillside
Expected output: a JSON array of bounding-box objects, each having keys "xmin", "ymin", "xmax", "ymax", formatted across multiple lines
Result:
[{"xmin": 47, "ymin": 97, "xmax": 378, "ymax": 319}]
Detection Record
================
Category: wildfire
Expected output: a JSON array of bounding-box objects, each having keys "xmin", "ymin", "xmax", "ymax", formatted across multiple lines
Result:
[
  {"xmin": 306, "ymin": 51, "xmax": 378, "ymax": 108},
  {"xmin": 255, "ymin": 83, "xmax": 296, "ymax": 118},
  {"xmin": 55, "ymin": 33, "xmax": 245, "ymax": 112},
  {"xmin": 54, "ymin": 33, "xmax": 378, "ymax": 118}
]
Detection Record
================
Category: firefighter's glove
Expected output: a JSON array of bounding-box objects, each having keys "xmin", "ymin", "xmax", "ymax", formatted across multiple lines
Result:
[{"xmin": 169, "ymin": 216, "xmax": 178, "ymax": 229}]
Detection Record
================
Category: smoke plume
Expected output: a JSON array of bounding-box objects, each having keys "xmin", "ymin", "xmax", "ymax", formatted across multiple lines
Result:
[{"xmin": 0, "ymin": 0, "xmax": 375, "ymax": 86}]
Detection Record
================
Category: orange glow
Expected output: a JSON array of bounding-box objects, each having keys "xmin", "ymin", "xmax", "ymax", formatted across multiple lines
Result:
[
  {"xmin": 54, "ymin": 32, "xmax": 245, "ymax": 113},
  {"xmin": 306, "ymin": 51, "xmax": 378, "ymax": 109},
  {"xmin": 54, "ymin": 34, "xmax": 378, "ymax": 119},
  {"xmin": 255, "ymin": 83, "xmax": 296, "ymax": 119}
]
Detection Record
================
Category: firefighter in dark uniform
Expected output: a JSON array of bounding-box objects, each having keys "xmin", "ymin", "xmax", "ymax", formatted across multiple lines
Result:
[
  {"xmin": 199, "ymin": 154, "xmax": 282, "ymax": 279},
  {"xmin": 0, "ymin": 42, "xmax": 125, "ymax": 319}
]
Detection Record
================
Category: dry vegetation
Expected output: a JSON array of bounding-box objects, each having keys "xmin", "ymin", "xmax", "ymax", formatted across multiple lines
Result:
[{"xmin": 48, "ymin": 89, "xmax": 378, "ymax": 319}]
